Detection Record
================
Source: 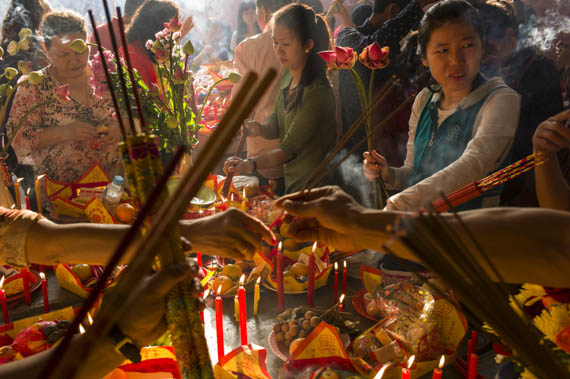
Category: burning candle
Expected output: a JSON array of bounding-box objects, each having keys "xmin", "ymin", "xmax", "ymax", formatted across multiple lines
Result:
[
  {"xmin": 234, "ymin": 295, "xmax": 239, "ymax": 322},
  {"xmin": 35, "ymin": 175, "xmax": 45, "ymax": 215},
  {"xmin": 401, "ymin": 355, "xmax": 415, "ymax": 379},
  {"xmin": 253, "ymin": 276, "xmax": 261, "ymax": 315},
  {"xmin": 0, "ymin": 277, "xmax": 9, "ymax": 324},
  {"xmin": 79, "ymin": 324, "xmax": 86, "ymax": 334},
  {"xmin": 196, "ymin": 252, "xmax": 202, "ymax": 268},
  {"xmin": 200, "ymin": 290, "xmax": 209, "ymax": 323},
  {"xmin": 338, "ymin": 293, "xmax": 345, "ymax": 312},
  {"xmin": 307, "ymin": 242, "xmax": 316, "ymax": 307},
  {"xmin": 241, "ymin": 189, "xmax": 247, "ymax": 212},
  {"xmin": 342, "ymin": 260, "xmax": 347, "ymax": 295},
  {"xmin": 24, "ymin": 188, "xmax": 31, "ymax": 210},
  {"xmin": 333, "ymin": 262, "xmax": 338, "ymax": 303},
  {"xmin": 215, "ymin": 285, "xmax": 224, "ymax": 361},
  {"xmin": 467, "ymin": 353, "xmax": 478, "ymax": 379},
  {"xmin": 374, "ymin": 363, "xmax": 391, "ymax": 379},
  {"xmin": 238, "ymin": 274, "xmax": 248, "ymax": 345},
  {"xmin": 21, "ymin": 268, "xmax": 31, "ymax": 304},
  {"xmin": 276, "ymin": 241, "xmax": 284, "ymax": 313},
  {"xmin": 14, "ymin": 178, "xmax": 22, "ymax": 209},
  {"xmin": 432, "ymin": 355, "xmax": 444, "ymax": 379},
  {"xmin": 40, "ymin": 272, "xmax": 49, "ymax": 313}
]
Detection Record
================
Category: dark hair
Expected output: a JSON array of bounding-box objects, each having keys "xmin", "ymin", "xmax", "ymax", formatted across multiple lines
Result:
[
  {"xmin": 256, "ymin": 0, "xmax": 292, "ymax": 13},
  {"xmin": 1, "ymin": 0, "xmax": 51, "ymax": 45},
  {"xmin": 126, "ymin": 0, "xmax": 177, "ymax": 46},
  {"xmin": 273, "ymin": 3, "xmax": 331, "ymax": 110},
  {"xmin": 40, "ymin": 10, "xmax": 87, "ymax": 49},
  {"xmin": 418, "ymin": 0, "xmax": 484, "ymax": 57},
  {"xmin": 373, "ymin": 0, "xmax": 410, "ymax": 14},
  {"xmin": 124, "ymin": 0, "xmax": 146, "ymax": 17},
  {"xmin": 478, "ymin": 0, "xmax": 517, "ymax": 41},
  {"xmin": 236, "ymin": 2, "xmax": 261, "ymax": 46},
  {"xmin": 298, "ymin": 0, "xmax": 324, "ymax": 14},
  {"xmin": 351, "ymin": 3, "xmax": 373, "ymax": 26}
]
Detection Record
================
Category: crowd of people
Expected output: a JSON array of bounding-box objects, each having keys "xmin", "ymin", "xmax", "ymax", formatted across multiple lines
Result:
[{"xmin": 0, "ymin": 0, "xmax": 568, "ymax": 375}]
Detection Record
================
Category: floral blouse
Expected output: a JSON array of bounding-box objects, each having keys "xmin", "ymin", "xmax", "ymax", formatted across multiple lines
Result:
[
  {"xmin": 7, "ymin": 67, "xmax": 123, "ymax": 183},
  {"xmin": 0, "ymin": 208, "xmax": 40, "ymax": 268}
]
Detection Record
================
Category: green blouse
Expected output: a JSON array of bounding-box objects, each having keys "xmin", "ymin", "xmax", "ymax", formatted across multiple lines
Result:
[{"xmin": 267, "ymin": 70, "xmax": 337, "ymax": 193}]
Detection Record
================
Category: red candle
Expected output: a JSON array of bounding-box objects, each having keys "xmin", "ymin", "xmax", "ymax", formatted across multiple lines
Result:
[
  {"xmin": 402, "ymin": 355, "xmax": 415, "ymax": 379},
  {"xmin": 338, "ymin": 293, "xmax": 345, "ymax": 312},
  {"xmin": 40, "ymin": 272, "xmax": 49, "ymax": 313},
  {"xmin": 276, "ymin": 242, "xmax": 284, "ymax": 313},
  {"xmin": 200, "ymin": 290, "xmax": 208, "ymax": 323},
  {"xmin": 25, "ymin": 188, "xmax": 31, "ymax": 210},
  {"xmin": 0, "ymin": 277, "xmax": 9, "ymax": 324},
  {"xmin": 467, "ymin": 337, "xmax": 474, "ymax": 369},
  {"xmin": 204, "ymin": 105, "xmax": 210, "ymax": 122},
  {"xmin": 333, "ymin": 262, "xmax": 338, "ymax": 303},
  {"xmin": 307, "ymin": 242, "xmax": 316, "ymax": 306},
  {"xmin": 238, "ymin": 274, "xmax": 248, "ymax": 345},
  {"xmin": 342, "ymin": 260, "xmax": 347, "ymax": 295},
  {"xmin": 432, "ymin": 355, "xmax": 444, "ymax": 379},
  {"xmin": 213, "ymin": 103, "xmax": 219, "ymax": 121},
  {"xmin": 215, "ymin": 286, "xmax": 224, "ymax": 361},
  {"xmin": 471, "ymin": 330, "xmax": 478, "ymax": 352},
  {"xmin": 196, "ymin": 252, "xmax": 202, "ymax": 267},
  {"xmin": 21, "ymin": 268, "xmax": 31, "ymax": 304},
  {"xmin": 467, "ymin": 353, "xmax": 478, "ymax": 379}
]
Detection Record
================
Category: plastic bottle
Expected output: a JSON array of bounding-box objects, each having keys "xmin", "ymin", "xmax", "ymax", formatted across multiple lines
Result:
[{"xmin": 102, "ymin": 176, "xmax": 124, "ymax": 212}]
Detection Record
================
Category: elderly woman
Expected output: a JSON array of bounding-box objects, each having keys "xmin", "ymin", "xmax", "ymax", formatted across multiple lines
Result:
[{"xmin": 7, "ymin": 10, "xmax": 122, "ymax": 184}]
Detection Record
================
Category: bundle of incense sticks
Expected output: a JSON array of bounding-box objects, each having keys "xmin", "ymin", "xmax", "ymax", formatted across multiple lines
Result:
[
  {"xmin": 382, "ymin": 206, "xmax": 568, "ymax": 378},
  {"xmin": 40, "ymin": 1, "xmax": 276, "ymax": 377},
  {"xmin": 430, "ymin": 152, "xmax": 548, "ymax": 212}
]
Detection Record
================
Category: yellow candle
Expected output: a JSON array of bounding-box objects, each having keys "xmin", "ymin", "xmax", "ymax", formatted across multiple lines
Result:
[
  {"xmin": 253, "ymin": 276, "xmax": 261, "ymax": 315},
  {"xmin": 35, "ymin": 175, "xmax": 44, "ymax": 215},
  {"xmin": 14, "ymin": 178, "xmax": 22, "ymax": 209},
  {"xmin": 234, "ymin": 295, "xmax": 239, "ymax": 321}
]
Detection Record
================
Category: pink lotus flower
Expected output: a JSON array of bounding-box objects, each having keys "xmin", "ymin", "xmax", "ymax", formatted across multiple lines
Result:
[
  {"xmin": 164, "ymin": 15, "xmax": 182, "ymax": 33},
  {"xmin": 145, "ymin": 39, "xmax": 153, "ymax": 50},
  {"xmin": 155, "ymin": 29, "xmax": 169, "ymax": 41},
  {"xmin": 172, "ymin": 65, "xmax": 188, "ymax": 84},
  {"xmin": 154, "ymin": 47, "xmax": 167, "ymax": 63},
  {"xmin": 55, "ymin": 84, "xmax": 70, "ymax": 101},
  {"xmin": 359, "ymin": 43, "xmax": 390, "ymax": 70},
  {"xmin": 318, "ymin": 46, "xmax": 357, "ymax": 70}
]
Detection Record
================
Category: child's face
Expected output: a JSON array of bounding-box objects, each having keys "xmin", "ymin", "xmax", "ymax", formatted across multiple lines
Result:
[{"xmin": 422, "ymin": 21, "xmax": 483, "ymax": 97}]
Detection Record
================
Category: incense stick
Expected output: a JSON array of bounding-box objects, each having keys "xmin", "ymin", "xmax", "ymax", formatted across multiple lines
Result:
[{"xmin": 88, "ymin": 10, "xmax": 127, "ymax": 141}]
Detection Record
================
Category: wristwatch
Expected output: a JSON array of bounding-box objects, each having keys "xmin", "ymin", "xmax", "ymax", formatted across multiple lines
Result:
[{"xmin": 108, "ymin": 324, "xmax": 142, "ymax": 363}]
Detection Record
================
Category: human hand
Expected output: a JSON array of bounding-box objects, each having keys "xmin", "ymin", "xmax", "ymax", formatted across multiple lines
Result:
[
  {"xmin": 63, "ymin": 121, "xmax": 99, "ymax": 141},
  {"xmin": 181, "ymin": 16, "xmax": 194, "ymax": 39},
  {"xmin": 115, "ymin": 259, "xmax": 203, "ymax": 347},
  {"xmin": 363, "ymin": 150, "xmax": 389, "ymax": 182},
  {"xmin": 274, "ymin": 186, "xmax": 374, "ymax": 252},
  {"xmin": 244, "ymin": 120, "xmax": 263, "ymax": 137},
  {"xmin": 223, "ymin": 156, "xmax": 249, "ymax": 175},
  {"xmin": 179, "ymin": 208, "xmax": 275, "ymax": 260},
  {"xmin": 99, "ymin": 125, "xmax": 122, "ymax": 146},
  {"xmin": 533, "ymin": 109, "xmax": 570, "ymax": 155}
]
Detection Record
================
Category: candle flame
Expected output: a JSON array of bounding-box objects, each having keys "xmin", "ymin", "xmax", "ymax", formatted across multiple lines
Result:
[
  {"xmin": 199, "ymin": 209, "xmax": 203, "ymax": 215},
  {"xmin": 243, "ymin": 188, "xmax": 246, "ymax": 198},
  {"xmin": 407, "ymin": 355, "xmax": 415, "ymax": 369},
  {"xmin": 339, "ymin": 294, "xmax": 345, "ymax": 304},
  {"xmin": 40, "ymin": 272, "xmax": 45, "ymax": 280},
  {"xmin": 10, "ymin": 204, "xmax": 15, "ymax": 209},
  {"xmin": 203, "ymin": 289, "xmax": 210, "ymax": 299},
  {"xmin": 79, "ymin": 324, "xmax": 86, "ymax": 334},
  {"xmin": 334, "ymin": 261, "xmax": 338, "ymax": 270},
  {"xmin": 439, "ymin": 355, "xmax": 445, "ymax": 368},
  {"xmin": 0, "ymin": 276, "xmax": 4, "ymax": 288},
  {"xmin": 16, "ymin": 178, "xmax": 23, "ymax": 184},
  {"xmin": 373, "ymin": 363, "xmax": 391, "ymax": 379},
  {"xmin": 87, "ymin": 312, "xmax": 93, "ymax": 325},
  {"xmin": 221, "ymin": 196, "xmax": 226, "ymax": 203},
  {"xmin": 312, "ymin": 241, "xmax": 317, "ymax": 253},
  {"xmin": 256, "ymin": 276, "xmax": 261, "ymax": 285},
  {"xmin": 26, "ymin": 188, "xmax": 31, "ymax": 195},
  {"xmin": 343, "ymin": 260, "xmax": 347, "ymax": 269},
  {"xmin": 239, "ymin": 274, "xmax": 246, "ymax": 286},
  {"xmin": 37, "ymin": 174, "xmax": 45, "ymax": 180},
  {"xmin": 278, "ymin": 241, "xmax": 282, "ymax": 251},
  {"xmin": 217, "ymin": 285, "xmax": 222, "ymax": 295}
]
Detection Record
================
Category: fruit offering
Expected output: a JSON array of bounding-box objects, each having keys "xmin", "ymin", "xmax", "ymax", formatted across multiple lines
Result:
[{"xmin": 210, "ymin": 261, "xmax": 267, "ymax": 296}]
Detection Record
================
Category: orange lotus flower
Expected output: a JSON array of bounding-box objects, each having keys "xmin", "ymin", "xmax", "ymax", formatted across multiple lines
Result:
[
  {"xmin": 318, "ymin": 46, "xmax": 357, "ymax": 70},
  {"xmin": 359, "ymin": 43, "xmax": 390, "ymax": 70}
]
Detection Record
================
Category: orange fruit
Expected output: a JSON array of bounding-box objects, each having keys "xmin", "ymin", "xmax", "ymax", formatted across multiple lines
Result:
[
  {"xmin": 289, "ymin": 337, "xmax": 306, "ymax": 355},
  {"xmin": 212, "ymin": 276, "xmax": 234, "ymax": 294},
  {"xmin": 220, "ymin": 264, "xmax": 243, "ymax": 281},
  {"xmin": 115, "ymin": 203, "xmax": 135, "ymax": 223}
]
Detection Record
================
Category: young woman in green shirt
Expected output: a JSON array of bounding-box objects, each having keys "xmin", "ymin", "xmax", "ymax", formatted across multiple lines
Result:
[{"xmin": 224, "ymin": 3, "xmax": 337, "ymax": 194}]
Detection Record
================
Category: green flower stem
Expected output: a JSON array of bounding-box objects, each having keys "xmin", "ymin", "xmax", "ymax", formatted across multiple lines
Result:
[
  {"xmin": 196, "ymin": 77, "xmax": 230, "ymax": 124},
  {"xmin": 3, "ymin": 99, "xmax": 54, "ymax": 153},
  {"xmin": 0, "ymin": 80, "xmax": 23, "ymax": 134}
]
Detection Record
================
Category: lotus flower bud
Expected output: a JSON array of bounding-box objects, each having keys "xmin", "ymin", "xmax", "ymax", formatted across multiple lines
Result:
[
  {"xmin": 27, "ymin": 71, "xmax": 45, "ymax": 85},
  {"xmin": 70, "ymin": 39, "xmax": 87, "ymax": 54},
  {"xmin": 227, "ymin": 72, "xmax": 241, "ymax": 84}
]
